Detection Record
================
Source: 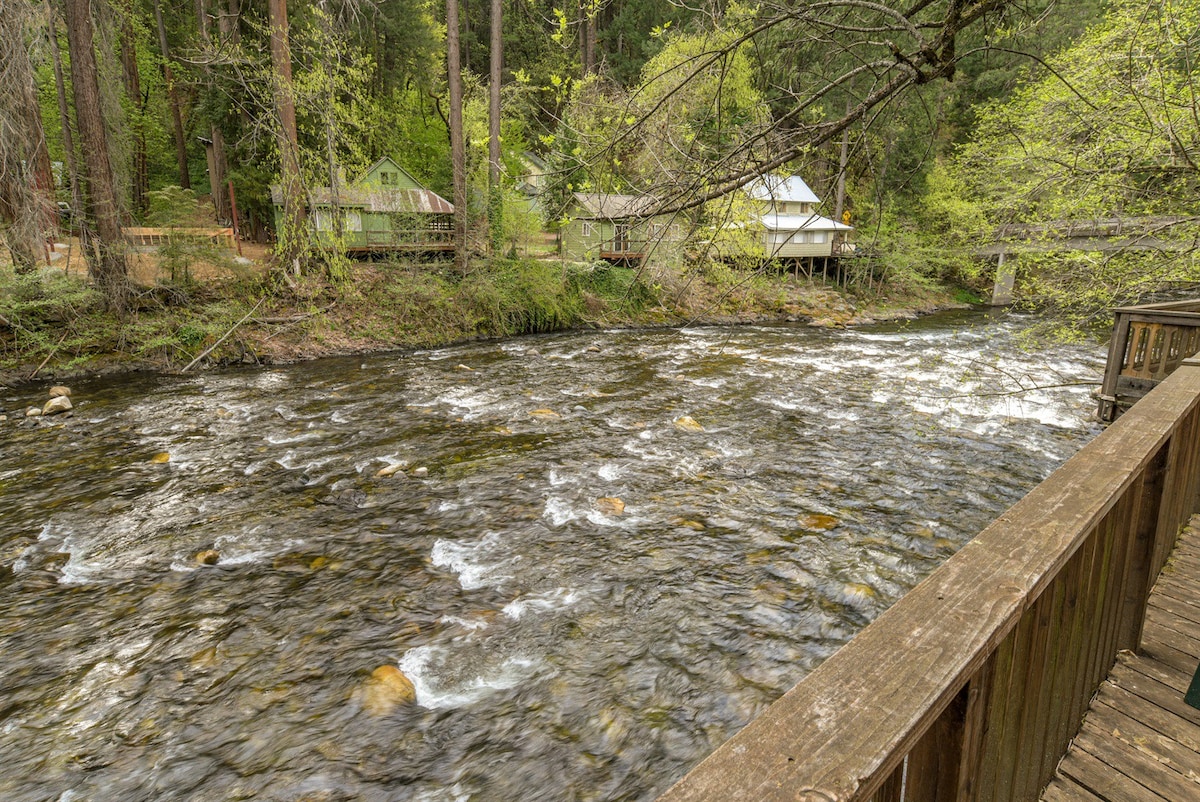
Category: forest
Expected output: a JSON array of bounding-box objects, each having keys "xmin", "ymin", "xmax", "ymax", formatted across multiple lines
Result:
[{"xmin": 1, "ymin": 0, "xmax": 1199, "ymax": 375}]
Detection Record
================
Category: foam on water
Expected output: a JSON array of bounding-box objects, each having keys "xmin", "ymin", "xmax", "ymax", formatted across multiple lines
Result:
[
  {"xmin": 399, "ymin": 645, "xmax": 540, "ymax": 709},
  {"xmin": 431, "ymin": 532, "xmax": 516, "ymax": 591},
  {"xmin": 542, "ymin": 497, "xmax": 579, "ymax": 527},
  {"xmin": 502, "ymin": 587, "xmax": 582, "ymax": 620},
  {"xmin": 597, "ymin": 463, "xmax": 623, "ymax": 481}
]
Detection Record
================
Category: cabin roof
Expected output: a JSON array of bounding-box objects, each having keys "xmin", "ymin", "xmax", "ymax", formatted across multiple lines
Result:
[
  {"xmin": 762, "ymin": 212, "xmax": 852, "ymax": 231},
  {"xmin": 748, "ymin": 175, "xmax": 821, "ymax": 204},
  {"xmin": 269, "ymin": 185, "xmax": 454, "ymax": 214},
  {"xmin": 572, "ymin": 192, "xmax": 659, "ymax": 219},
  {"xmin": 270, "ymin": 156, "xmax": 454, "ymax": 214}
]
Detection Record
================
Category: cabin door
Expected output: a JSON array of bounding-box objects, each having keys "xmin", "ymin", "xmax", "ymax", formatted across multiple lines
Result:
[{"xmin": 614, "ymin": 223, "xmax": 630, "ymax": 253}]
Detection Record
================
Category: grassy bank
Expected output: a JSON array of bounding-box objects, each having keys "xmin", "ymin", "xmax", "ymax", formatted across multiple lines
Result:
[{"xmin": 0, "ymin": 257, "xmax": 967, "ymax": 385}]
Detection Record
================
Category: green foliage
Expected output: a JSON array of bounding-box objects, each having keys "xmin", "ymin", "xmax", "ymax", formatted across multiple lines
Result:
[
  {"xmin": 947, "ymin": 0, "xmax": 1200, "ymax": 323},
  {"xmin": 144, "ymin": 186, "xmax": 234, "ymax": 286}
]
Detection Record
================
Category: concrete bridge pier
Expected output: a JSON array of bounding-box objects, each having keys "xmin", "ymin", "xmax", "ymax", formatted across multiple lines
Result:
[{"xmin": 990, "ymin": 251, "xmax": 1016, "ymax": 306}]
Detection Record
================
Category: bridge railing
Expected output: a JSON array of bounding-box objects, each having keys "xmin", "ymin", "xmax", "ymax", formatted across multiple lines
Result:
[
  {"xmin": 660, "ymin": 359, "xmax": 1200, "ymax": 802},
  {"xmin": 1098, "ymin": 299, "xmax": 1200, "ymax": 422}
]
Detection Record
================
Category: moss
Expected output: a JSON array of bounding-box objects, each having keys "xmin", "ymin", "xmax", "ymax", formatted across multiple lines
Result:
[{"xmin": 0, "ymin": 256, "xmax": 960, "ymax": 382}]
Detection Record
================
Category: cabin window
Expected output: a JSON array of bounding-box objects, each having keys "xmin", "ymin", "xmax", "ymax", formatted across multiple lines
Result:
[
  {"xmin": 791, "ymin": 231, "xmax": 808, "ymax": 244},
  {"xmin": 813, "ymin": 231, "xmax": 825, "ymax": 243},
  {"xmin": 313, "ymin": 210, "xmax": 362, "ymax": 231},
  {"xmin": 581, "ymin": 221, "xmax": 595, "ymax": 237},
  {"xmin": 380, "ymin": 171, "xmax": 396, "ymax": 185}
]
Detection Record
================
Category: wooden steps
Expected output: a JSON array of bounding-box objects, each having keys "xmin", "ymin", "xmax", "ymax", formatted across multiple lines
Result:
[{"xmin": 1041, "ymin": 518, "xmax": 1200, "ymax": 800}]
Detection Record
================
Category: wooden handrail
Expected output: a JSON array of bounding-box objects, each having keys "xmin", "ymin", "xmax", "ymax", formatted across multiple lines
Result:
[
  {"xmin": 660, "ymin": 359, "xmax": 1200, "ymax": 802},
  {"xmin": 1098, "ymin": 300, "xmax": 1200, "ymax": 421}
]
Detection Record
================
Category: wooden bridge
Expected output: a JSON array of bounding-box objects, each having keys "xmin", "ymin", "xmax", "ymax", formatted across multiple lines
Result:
[
  {"xmin": 981, "ymin": 216, "xmax": 1197, "ymax": 305},
  {"xmin": 660, "ymin": 356, "xmax": 1200, "ymax": 801}
]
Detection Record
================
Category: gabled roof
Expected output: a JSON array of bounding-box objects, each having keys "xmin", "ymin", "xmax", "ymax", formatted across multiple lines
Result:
[
  {"xmin": 572, "ymin": 192, "xmax": 660, "ymax": 219},
  {"xmin": 270, "ymin": 156, "xmax": 454, "ymax": 213},
  {"xmin": 358, "ymin": 156, "xmax": 422, "ymax": 188},
  {"xmin": 748, "ymin": 175, "xmax": 821, "ymax": 205}
]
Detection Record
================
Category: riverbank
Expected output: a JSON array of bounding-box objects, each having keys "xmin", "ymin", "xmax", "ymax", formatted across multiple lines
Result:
[{"xmin": 0, "ymin": 257, "xmax": 974, "ymax": 387}]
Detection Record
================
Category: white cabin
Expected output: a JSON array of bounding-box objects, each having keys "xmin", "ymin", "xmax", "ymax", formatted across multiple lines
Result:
[{"xmin": 748, "ymin": 175, "xmax": 852, "ymax": 258}]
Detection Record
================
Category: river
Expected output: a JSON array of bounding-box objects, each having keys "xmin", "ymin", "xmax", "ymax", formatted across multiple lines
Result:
[{"xmin": 0, "ymin": 310, "xmax": 1104, "ymax": 801}]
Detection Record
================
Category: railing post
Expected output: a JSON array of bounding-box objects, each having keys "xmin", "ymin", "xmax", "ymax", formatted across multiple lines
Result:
[{"xmin": 1117, "ymin": 443, "xmax": 1168, "ymax": 653}]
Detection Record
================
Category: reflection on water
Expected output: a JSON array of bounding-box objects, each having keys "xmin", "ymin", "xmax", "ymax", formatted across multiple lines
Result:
[{"xmin": 0, "ymin": 311, "xmax": 1104, "ymax": 801}]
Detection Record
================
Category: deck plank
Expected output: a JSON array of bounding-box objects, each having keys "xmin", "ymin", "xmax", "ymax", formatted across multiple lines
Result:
[
  {"xmin": 1041, "ymin": 776, "xmax": 1104, "ymax": 802},
  {"xmin": 1041, "ymin": 517, "xmax": 1200, "ymax": 801}
]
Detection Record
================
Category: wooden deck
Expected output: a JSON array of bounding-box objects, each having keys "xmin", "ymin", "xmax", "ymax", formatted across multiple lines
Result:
[{"xmin": 1043, "ymin": 518, "xmax": 1200, "ymax": 801}]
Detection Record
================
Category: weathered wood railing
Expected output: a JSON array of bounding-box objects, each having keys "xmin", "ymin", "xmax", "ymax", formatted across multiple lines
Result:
[
  {"xmin": 1097, "ymin": 299, "xmax": 1200, "ymax": 422},
  {"xmin": 660, "ymin": 359, "xmax": 1200, "ymax": 802}
]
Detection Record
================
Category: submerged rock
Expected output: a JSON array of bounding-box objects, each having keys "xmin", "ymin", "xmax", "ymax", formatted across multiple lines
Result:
[
  {"xmin": 797, "ymin": 513, "xmax": 839, "ymax": 531},
  {"xmin": 595, "ymin": 497, "xmax": 625, "ymax": 516},
  {"xmin": 376, "ymin": 463, "xmax": 407, "ymax": 478},
  {"xmin": 42, "ymin": 396, "xmax": 72, "ymax": 416},
  {"xmin": 673, "ymin": 416, "xmax": 704, "ymax": 432},
  {"xmin": 360, "ymin": 665, "xmax": 416, "ymax": 715},
  {"xmin": 529, "ymin": 408, "xmax": 560, "ymax": 419}
]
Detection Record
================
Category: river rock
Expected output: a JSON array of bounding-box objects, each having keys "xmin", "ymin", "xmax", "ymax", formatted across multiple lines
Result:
[
  {"xmin": 25, "ymin": 407, "xmax": 41, "ymax": 417},
  {"xmin": 797, "ymin": 513, "xmax": 839, "ymax": 531},
  {"xmin": 376, "ymin": 463, "xmax": 407, "ymax": 478},
  {"xmin": 42, "ymin": 396, "xmax": 72, "ymax": 416},
  {"xmin": 673, "ymin": 415, "xmax": 704, "ymax": 432},
  {"xmin": 595, "ymin": 497, "xmax": 625, "ymax": 516},
  {"xmin": 455, "ymin": 364, "xmax": 474, "ymax": 372},
  {"xmin": 529, "ymin": 408, "xmax": 560, "ymax": 418},
  {"xmin": 48, "ymin": 386, "xmax": 71, "ymax": 398},
  {"xmin": 195, "ymin": 549, "xmax": 220, "ymax": 566},
  {"xmin": 360, "ymin": 665, "xmax": 416, "ymax": 715},
  {"xmin": 412, "ymin": 466, "xmax": 428, "ymax": 478},
  {"xmin": 150, "ymin": 452, "xmax": 171, "ymax": 464}
]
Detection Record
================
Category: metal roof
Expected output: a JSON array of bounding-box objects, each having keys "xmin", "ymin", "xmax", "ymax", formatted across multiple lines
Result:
[
  {"xmin": 748, "ymin": 175, "xmax": 821, "ymax": 204},
  {"xmin": 762, "ymin": 213, "xmax": 852, "ymax": 231},
  {"xmin": 572, "ymin": 192, "xmax": 660, "ymax": 219},
  {"xmin": 269, "ymin": 185, "xmax": 454, "ymax": 214}
]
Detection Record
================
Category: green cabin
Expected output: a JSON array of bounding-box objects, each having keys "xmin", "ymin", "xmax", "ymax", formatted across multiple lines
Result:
[
  {"xmin": 560, "ymin": 192, "xmax": 682, "ymax": 263},
  {"xmin": 270, "ymin": 157, "xmax": 454, "ymax": 252}
]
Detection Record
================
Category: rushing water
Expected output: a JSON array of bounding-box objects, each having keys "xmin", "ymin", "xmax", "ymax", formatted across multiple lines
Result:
[{"xmin": 0, "ymin": 310, "xmax": 1104, "ymax": 801}]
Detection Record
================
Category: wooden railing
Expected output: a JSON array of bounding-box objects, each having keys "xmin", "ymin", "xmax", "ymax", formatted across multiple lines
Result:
[
  {"xmin": 344, "ymin": 229, "xmax": 455, "ymax": 252},
  {"xmin": 1097, "ymin": 299, "xmax": 1200, "ymax": 422},
  {"xmin": 660, "ymin": 359, "xmax": 1200, "ymax": 802}
]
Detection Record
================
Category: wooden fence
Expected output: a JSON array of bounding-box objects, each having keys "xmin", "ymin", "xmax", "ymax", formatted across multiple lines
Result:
[
  {"xmin": 660, "ymin": 359, "xmax": 1200, "ymax": 802},
  {"xmin": 1097, "ymin": 299, "xmax": 1200, "ymax": 422}
]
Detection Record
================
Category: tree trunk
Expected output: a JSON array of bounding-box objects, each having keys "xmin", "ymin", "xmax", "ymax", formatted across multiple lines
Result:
[
  {"xmin": 835, "ymin": 101, "xmax": 850, "ymax": 222},
  {"xmin": 151, "ymin": 0, "xmax": 191, "ymax": 189},
  {"xmin": 579, "ymin": 0, "xmax": 595, "ymax": 76},
  {"xmin": 267, "ymin": 0, "xmax": 307, "ymax": 271},
  {"xmin": 447, "ymin": 0, "xmax": 468, "ymax": 273},
  {"xmin": 47, "ymin": 0, "xmax": 82, "ymax": 230},
  {"xmin": 119, "ymin": 2, "xmax": 147, "ymax": 216},
  {"xmin": 63, "ymin": 0, "xmax": 129, "ymax": 310},
  {"xmin": 196, "ymin": 0, "xmax": 230, "ymax": 222},
  {"xmin": 0, "ymin": 2, "xmax": 56, "ymax": 271},
  {"xmin": 488, "ymin": 0, "xmax": 502, "ymax": 253}
]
